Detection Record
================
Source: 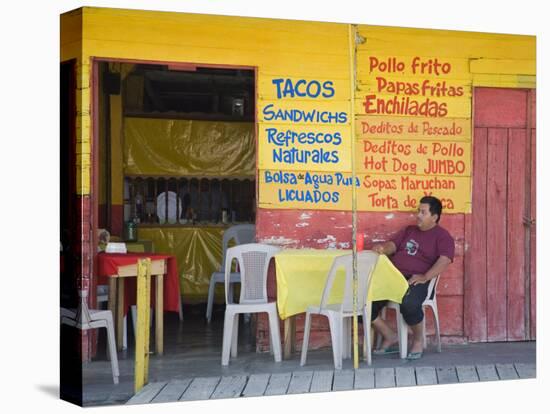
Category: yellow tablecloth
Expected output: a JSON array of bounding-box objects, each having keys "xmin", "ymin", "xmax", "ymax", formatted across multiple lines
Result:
[{"xmin": 274, "ymin": 249, "xmax": 409, "ymax": 320}]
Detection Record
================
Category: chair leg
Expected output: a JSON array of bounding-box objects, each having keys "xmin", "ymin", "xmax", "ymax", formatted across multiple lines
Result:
[
  {"xmin": 206, "ymin": 277, "xmax": 217, "ymax": 323},
  {"xmin": 363, "ymin": 307, "xmax": 372, "ymax": 365},
  {"xmin": 431, "ymin": 302, "xmax": 441, "ymax": 352},
  {"xmin": 300, "ymin": 313, "xmax": 312, "ymax": 366},
  {"xmin": 231, "ymin": 313, "xmax": 239, "ymax": 358},
  {"xmin": 103, "ymin": 315, "xmax": 120, "ymax": 385},
  {"xmin": 328, "ymin": 314, "xmax": 342, "ymax": 370},
  {"xmin": 396, "ymin": 311, "xmax": 408, "ymax": 359},
  {"xmin": 221, "ymin": 309, "xmax": 234, "ymax": 365},
  {"xmin": 267, "ymin": 310, "xmax": 282, "ymax": 362},
  {"xmin": 422, "ymin": 314, "xmax": 427, "ymax": 350}
]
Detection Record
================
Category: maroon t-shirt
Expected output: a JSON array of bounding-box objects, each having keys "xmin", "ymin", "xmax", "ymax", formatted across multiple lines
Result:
[{"xmin": 390, "ymin": 225, "xmax": 454, "ymax": 276}]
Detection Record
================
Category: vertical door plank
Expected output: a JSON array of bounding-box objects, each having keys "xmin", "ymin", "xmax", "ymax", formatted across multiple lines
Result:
[
  {"xmin": 486, "ymin": 128, "xmax": 508, "ymax": 341},
  {"xmin": 506, "ymin": 128, "xmax": 527, "ymax": 340},
  {"xmin": 530, "ymin": 126, "xmax": 536, "ymax": 340},
  {"xmin": 467, "ymin": 127, "xmax": 488, "ymax": 342}
]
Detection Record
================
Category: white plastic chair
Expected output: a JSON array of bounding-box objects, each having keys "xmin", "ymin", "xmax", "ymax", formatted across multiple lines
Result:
[
  {"xmin": 221, "ymin": 243, "xmax": 282, "ymax": 365},
  {"xmin": 300, "ymin": 251, "xmax": 379, "ymax": 369},
  {"xmin": 61, "ymin": 289, "xmax": 120, "ymax": 384},
  {"xmin": 375, "ymin": 274, "xmax": 441, "ymax": 358},
  {"xmin": 206, "ymin": 224, "xmax": 256, "ymax": 323}
]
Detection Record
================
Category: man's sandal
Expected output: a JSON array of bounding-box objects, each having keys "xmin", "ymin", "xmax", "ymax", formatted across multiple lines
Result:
[
  {"xmin": 373, "ymin": 345, "xmax": 400, "ymax": 355},
  {"xmin": 406, "ymin": 351, "xmax": 423, "ymax": 360}
]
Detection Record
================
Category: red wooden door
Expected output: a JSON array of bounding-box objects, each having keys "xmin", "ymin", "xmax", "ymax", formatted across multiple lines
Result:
[{"xmin": 465, "ymin": 87, "xmax": 536, "ymax": 342}]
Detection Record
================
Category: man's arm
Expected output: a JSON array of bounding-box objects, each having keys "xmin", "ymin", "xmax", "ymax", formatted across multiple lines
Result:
[
  {"xmin": 408, "ymin": 255, "xmax": 452, "ymax": 286},
  {"xmin": 372, "ymin": 241, "xmax": 397, "ymax": 256}
]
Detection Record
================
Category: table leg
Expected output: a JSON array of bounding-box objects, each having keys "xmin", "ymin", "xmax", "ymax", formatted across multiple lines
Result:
[
  {"xmin": 155, "ymin": 274, "xmax": 164, "ymax": 356},
  {"xmin": 116, "ymin": 278, "xmax": 125, "ymax": 351},
  {"xmin": 283, "ymin": 316, "xmax": 296, "ymax": 359}
]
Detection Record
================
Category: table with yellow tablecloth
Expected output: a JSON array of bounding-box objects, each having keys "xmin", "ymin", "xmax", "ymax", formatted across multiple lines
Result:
[{"xmin": 273, "ymin": 249, "xmax": 409, "ymax": 358}]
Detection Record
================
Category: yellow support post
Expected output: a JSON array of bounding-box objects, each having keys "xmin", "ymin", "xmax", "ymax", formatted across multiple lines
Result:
[
  {"xmin": 134, "ymin": 258, "xmax": 152, "ymax": 393},
  {"xmin": 348, "ymin": 24, "xmax": 359, "ymax": 370}
]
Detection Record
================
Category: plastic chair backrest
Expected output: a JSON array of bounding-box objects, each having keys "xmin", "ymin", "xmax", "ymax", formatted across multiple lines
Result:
[
  {"xmin": 75, "ymin": 289, "xmax": 93, "ymax": 325},
  {"xmin": 425, "ymin": 274, "xmax": 440, "ymax": 302},
  {"xmin": 319, "ymin": 251, "xmax": 379, "ymax": 313},
  {"xmin": 220, "ymin": 224, "xmax": 256, "ymax": 268},
  {"xmin": 224, "ymin": 243, "xmax": 280, "ymax": 305}
]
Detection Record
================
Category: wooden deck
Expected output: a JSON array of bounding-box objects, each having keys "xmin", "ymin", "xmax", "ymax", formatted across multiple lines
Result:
[{"xmin": 127, "ymin": 362, "xmax": 535, "ymax": 404}]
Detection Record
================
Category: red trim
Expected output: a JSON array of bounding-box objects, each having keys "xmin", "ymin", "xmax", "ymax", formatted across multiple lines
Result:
[
  {"xmin": 167, "ymin": 63, "xmax": 197, "ymax": 71},
  {"xmin": 91, "ymin": 59, "xmax": 100, "ymax": 293},
  {"xmin": 254, "ymin": 66, "xmax": 259, "ymax": 223}
]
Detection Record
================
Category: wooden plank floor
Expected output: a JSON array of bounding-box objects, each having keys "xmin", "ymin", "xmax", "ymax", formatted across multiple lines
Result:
[{"xmin": 126, "ymin": 362, "xmax": 535, "ymax": 404}]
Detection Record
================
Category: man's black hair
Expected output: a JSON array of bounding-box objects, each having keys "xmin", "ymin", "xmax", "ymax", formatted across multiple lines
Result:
[{"xmin": 419, "ymin": 196, "xmax": 442, "ymax": 223}]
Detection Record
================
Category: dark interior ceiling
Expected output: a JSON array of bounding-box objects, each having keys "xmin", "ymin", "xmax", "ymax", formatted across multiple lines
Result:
[{"xmin": 127, "ymin": 65, "xmax": 255, "ymax": 117}]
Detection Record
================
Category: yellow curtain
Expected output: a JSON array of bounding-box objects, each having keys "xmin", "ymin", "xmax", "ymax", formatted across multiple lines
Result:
[
  {"xmin": 139, "ymin": 226, "xmax": 226, "ymax": 304},
  {"xmin": 124, "ymin": 118, "xmax": 255, "ymax": 177}
]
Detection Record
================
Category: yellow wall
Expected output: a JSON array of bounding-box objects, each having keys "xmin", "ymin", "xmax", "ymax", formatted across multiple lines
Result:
[{"xmin": 60, "ymin": 7, "xmax": 535, "ymax": 214}]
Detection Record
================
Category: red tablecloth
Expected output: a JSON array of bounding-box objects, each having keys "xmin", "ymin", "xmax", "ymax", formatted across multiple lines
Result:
[{"xmin": 97, "ymin": 252, "xmax": 180, "ymax": 313}]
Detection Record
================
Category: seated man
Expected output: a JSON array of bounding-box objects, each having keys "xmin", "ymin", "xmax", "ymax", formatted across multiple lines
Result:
[{"xmin": 371, "ymin": 195, "xmax": 454, "ymax": 360}]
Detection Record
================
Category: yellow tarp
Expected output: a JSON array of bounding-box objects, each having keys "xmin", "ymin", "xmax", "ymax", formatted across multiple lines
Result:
[
  {"xmin": 124, "ymin": 118, "xmax": 255, "ymax": 177},
  {"xmin": 139, "ymin": 226, "xmax": 225, "ymax": 304},
  {"xmin": 274, "ymin": 249, "xmax": 409, "ymax": 319}
]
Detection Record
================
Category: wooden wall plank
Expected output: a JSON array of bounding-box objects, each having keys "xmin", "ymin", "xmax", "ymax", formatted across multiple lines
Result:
[
  {"xmin": 434, "ymin": 296, "xmax": 463, "ymax": 336},
  {"xmin": 356, "ymin": 25, "xmax": 535, "ymax": 60},
  {"xmin": 469, "ymin": 59, "xmax": 535, "ymax": 76},
  {"xmin": 85, "ymin": 8, "xmax": 349, "ymax": 58},
  {"xmin": 474, "ymin": 88, "xmax": 528, "ymax": 128},
  {"xmin": 486, "ymin": 128, "xmax": 508, "ymax": 341},
  {"xmin": 506, "ymin": 128, "xmax": 527, "ymax": 340},
  {"xmin": 466, "ymin": 127, "xmax": 488, "ymax": 342}
]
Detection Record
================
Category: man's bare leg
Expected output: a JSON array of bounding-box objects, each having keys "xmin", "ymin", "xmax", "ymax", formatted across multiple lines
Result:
[
  {"xmin": 409, "ymin": 321, "xmax": 424, "ymax": 354},
  {"xmin": 372, "ymin": 317, "xmax": 398, "ymax": 349}
]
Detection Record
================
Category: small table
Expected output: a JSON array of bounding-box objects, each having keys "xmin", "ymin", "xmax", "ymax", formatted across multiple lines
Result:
[
  {"xmin": 97, "ymin": 252, "xmax": 181, "ymax": 355},
  {"xmin": 273, "ymin": 249, "xmax": 409, "ymax": 359}
]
